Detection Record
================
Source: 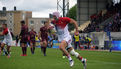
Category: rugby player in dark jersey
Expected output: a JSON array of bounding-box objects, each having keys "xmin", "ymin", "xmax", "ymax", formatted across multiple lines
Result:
[
  {"xmin": 20, "ymin": 21, "xmax": 29, "ymax": 56},
  {"xmin": 29, "ymin": 28, "xmax": 36, "ymax": 54},
  {"xmin": 39, "ymin": 20, "xmax": 52, "ymax": 56}
]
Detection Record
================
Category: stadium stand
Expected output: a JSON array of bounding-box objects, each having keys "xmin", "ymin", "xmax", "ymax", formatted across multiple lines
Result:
[{"xmin": 83, "ymin": 1, "xmax": 121, "ymax": 33}]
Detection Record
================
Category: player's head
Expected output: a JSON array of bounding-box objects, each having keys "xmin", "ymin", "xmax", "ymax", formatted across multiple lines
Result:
[
  {"xmin": 75, "ymin": 32, "xmax": 79, "ymax": 36},
  {"xmin": 44, "ymin": 20, "xmax": 49, "ymax": 27},
  {"xmin": 30, "ymin": 27, "xmax": 34, "ymax": 31},
  {"xmin": 2, "ymin": 24, "xmax": 7, "ymax": 29},
  {"xmin": 20, "ymin": 20, "xmax": 25, "ymax": 25},
  {"xmin": 52, "ymin": 12, "xmax": 60, "ymax": 19}
]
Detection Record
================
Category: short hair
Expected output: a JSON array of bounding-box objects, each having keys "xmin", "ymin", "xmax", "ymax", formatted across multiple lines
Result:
[
  {"xmin": 3, "ymin": 24, "xmax": 7, "ymax": 27},
  {"xmin": 21, "ymin": 20, "xmax": 25, "ymax": 24},
  {"xmin": 43, "ymin": 21, "xmax": 48, "ymax": 25}
]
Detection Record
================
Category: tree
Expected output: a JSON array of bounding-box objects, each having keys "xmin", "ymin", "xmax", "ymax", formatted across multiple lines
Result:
[{"xmin": 67, "ymin": 4, "xmax": 77, "ymax": 31}]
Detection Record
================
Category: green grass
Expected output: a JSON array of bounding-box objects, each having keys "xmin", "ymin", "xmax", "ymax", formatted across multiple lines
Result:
[{"xmin": 0, "ymin": 47, "xmax": 121, "ymax": 69}]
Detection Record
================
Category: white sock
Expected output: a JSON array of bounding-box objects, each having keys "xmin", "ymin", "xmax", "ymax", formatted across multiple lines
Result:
[
  {"xmin": 81, "ymin": 58, "xmax": 86, "ymax": 62},
  {"xmin": 67, "ymin": 55, "xmax": 72, "ymax": 61}
]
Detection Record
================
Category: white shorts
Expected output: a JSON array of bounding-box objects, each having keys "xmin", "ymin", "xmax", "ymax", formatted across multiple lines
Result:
[
  {"xmin": 2, "ymin": 39, "xmax": 12, "ymax": 46},
  {"xmin": 58, "ymin": 35, "xmax": 72, "ymax": 48}
]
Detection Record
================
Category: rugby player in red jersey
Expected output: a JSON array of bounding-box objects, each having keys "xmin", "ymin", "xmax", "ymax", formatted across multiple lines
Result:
[
  {"xmin": 29, "ymin": 28, "xmax": 36, "ymax": 54},
  {"xmin": 50, "ymin": 12, "xmax": 87, "ymax": 68},
  {"xmin": 0, "ymin": 24, "xmax": 13, "ymax": 58},
  {"xmin": 20, "ymin": 21, "xmax": 29, "ymax": 56},
  {"xmin": 39, "ymin": 20, "xmax": 51, "ymax": 56}
]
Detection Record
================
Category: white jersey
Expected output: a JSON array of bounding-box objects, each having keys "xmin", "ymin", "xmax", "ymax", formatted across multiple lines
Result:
[
  {"xmin": 55, "ymin": 25, "xmax": 71, "ymax": 41},
  {"xmin": 2, "ymin": 28, "xmax": 12, "ymax": 46},
  {"xmin": 4, "ymin": 29, "xmax": 12, "ymax": 40},
  {"xmin": 52, "ymin": 17, "xmax": 72, "ymax": 48}
]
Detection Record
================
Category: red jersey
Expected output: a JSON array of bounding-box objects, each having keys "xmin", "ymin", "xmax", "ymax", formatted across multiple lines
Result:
[
  {"xmin": 40, "ymin": 26, "xmax": 48, "ymax": 41},
  {"xmin": 29, "ymin": 30, "xmax": 36, "ymax": 41}
]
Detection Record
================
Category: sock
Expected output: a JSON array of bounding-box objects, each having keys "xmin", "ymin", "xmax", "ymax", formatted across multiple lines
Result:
[
  {"xmin": 24, "ymin": 47, "xmax": 27, "ymax": 54},
  {"xmin": 22, "ymin": 47, "xmax": 24, "ymax": 55},
  {"xmin": 67, "ymin": 55, "xmax": 72, "ymax": 61},
  {"xmin": 41, "ymin": 46, "xmax": 44, "ymax": 53},
  {"xmin": 7, "ymin": 50, "xmax": 10, "ymax": 55},
  {"xmin": 31, "ymin": 48, "xmax": 33, "ymax": 53},
  {"xmin": 43, "ymin": 47, "xmax": 46, "ymax": 55},
  {"xmin": 80, "ymin": 57, "xmax": 83, "ymax": 61},
  {"xmin": 33, "ymin": 47, "xmax": 35, "ymax": 53},
  {"xmin": 4, "ymin": 50, "xmax": 8, "ymax": 56}
]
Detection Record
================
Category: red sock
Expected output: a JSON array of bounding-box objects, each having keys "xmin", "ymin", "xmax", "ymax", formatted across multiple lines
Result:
[{"xmin": 80, "ymin": 57, "xmax": 83, "ymax": 60}]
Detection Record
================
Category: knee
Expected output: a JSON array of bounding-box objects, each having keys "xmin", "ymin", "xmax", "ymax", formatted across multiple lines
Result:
[
  {"xmin": 43, "ymin": 41, "xmax": 47, "ymax": 45},
  {"xmin": 21, "ymin": 43, "xmax": 25, "ymax": 47},
  {"xmin": 1, "ymin": 43, "xmax": 5, "ymax": 48},
  {"xmin": 70, "ymin": 49, "xmax": 79, "ymax": 57},
  {"xmin": 59, "ymin": 41, "xmax": 67, "ymax": 50},
  {"xmin": 59, "ymin": 44, "xmax": 65, "ymax": 50},
  {"xmin": 59, "ymin": 45, "xmax": 63, "ymax": 50}
]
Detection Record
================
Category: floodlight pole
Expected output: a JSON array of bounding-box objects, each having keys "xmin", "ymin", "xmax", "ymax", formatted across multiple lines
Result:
[
  {"xmin": 57, "ymin": 0, "xmax": 69, "ymax": 17},
  {"xmin": 63, "ymin": 0, "xmax": 65, "ymax": 17}
]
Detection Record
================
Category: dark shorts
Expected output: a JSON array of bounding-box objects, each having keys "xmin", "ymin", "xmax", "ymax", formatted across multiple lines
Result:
[
  {"xmin": 20, "ymin": 40, "xmax": 28, "ymax": 44},
  {"xmin": 20, "ymin": 36, "xmax": 28, "ymax": 44},
  {"xmin": 41, "ymin": 38, "xmax": 48, "ymax": 42},
  {"xmin": 20, "ymin": 39, "xmax": 28, "ymax": 44},
  {"xmin": 30, "ymin": 40, "xmax": 35, "ymax": 44}
]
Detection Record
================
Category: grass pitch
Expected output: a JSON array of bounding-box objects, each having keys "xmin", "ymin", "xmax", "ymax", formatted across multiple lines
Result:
[{"xmin": 0, "ymin": 47, "xmax": 121, "ymax": 69}]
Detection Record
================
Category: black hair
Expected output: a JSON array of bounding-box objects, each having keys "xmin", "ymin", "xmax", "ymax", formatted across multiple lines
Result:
[
  {"xmin": 43, "ymin": 21, "xmax": 48, "ymax": 25},
  {"xmin": 21, "ymin": 20, "xmax": 25, "ymax": 24},
  {"xmin": 3, "ymin": 24, "xmax": 7, "ymax": 27}
]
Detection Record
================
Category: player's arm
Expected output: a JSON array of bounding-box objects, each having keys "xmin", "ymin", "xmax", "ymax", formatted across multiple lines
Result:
[
  {"xmin": 0, "ymin": 32, "xmax": 4, "ymax": 36},
  {"xmin": 28, "ymin": 32, "xmax": 30, "ymax": 41},
  {"xmin": 0, "ymin": 29, "xmax": 8, "ymax": 36},
  {"xmin": 48, "ymin": 19, "xmax": 54, "ymax": 29},
  {"xmin": 38, "ymin": 31, "xmax": 41, "ymax": 40},
  {"xmin": 70, "ymin": 19, "xmax": 79, "ymax": 32},
  {"xmin": 19, "ymin": 30, "xmax": 23, "ymax": 40}
]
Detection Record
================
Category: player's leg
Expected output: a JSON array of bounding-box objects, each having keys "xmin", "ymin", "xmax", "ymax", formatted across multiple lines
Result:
[
  {"xmin": 43, "ymin": 40, "xmax": 47, "ymax": 56},
  {"xmin": 1, "ymin": 41, "xmax": 5, "ymax": 51},
  {"xmin": 59, "ymin": 41, "xmax": 69, "ymax": 57},
  {"xmin": 68, "ymin": 47, "xmax": 87, "ymax": 69},
  {"xmin": 0, "ymin": 43, "xmax": 1, "ymax": 55},
  {"xmin": 30, "ymin": 42, "xmax": 33, "ymax": 54},
  {"xmin": 74, "ymin": 42, "xmax": 77, "ymax": 50},
  {"xmin": 59, "ymin": 40, "xmax": 74, "ymax": 67},
  {"xmin": 24, "ymin": 43, "xmax": 27, "ymax": 56},
  {"xmin": 40, "ymin": 41, "xmax": 44, "ymax": 54},
  {"xmin": 7, "ymin": 46, "xmax": 11, "ymax": 58},
  {"xmin": 88, "ymin": 41, "xmax": 91, "ymax": 49},
  {"xmin": 77, "ymin": 42, "xmax": 80, "ymax": 49},
  {"xmin": 0, "ymin": 43, "xmax": 4, "ymax": 53},
  {"xmin": 1, "ymin": 43, "xmax": 8, "ymax": 55},
  {"xmin": 21, "ymin": 43, "xmax": 25, "ymax": 56},
  {"xmin": 33, "ymin": 42, "xmax": 35, "ymax": 54},
  {"xmin": 0, "ymin": 47, "xmax": 1, "ymax": 55}
]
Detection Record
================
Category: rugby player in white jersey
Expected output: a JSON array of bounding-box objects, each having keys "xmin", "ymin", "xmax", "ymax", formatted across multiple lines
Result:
[
  {"xmin": 0, "ymin": 24, "xmax": 13, "ymax": 58},
  {"xmin": 50, "ymin": 12, "xmax": 87, "ymax": 69}
]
